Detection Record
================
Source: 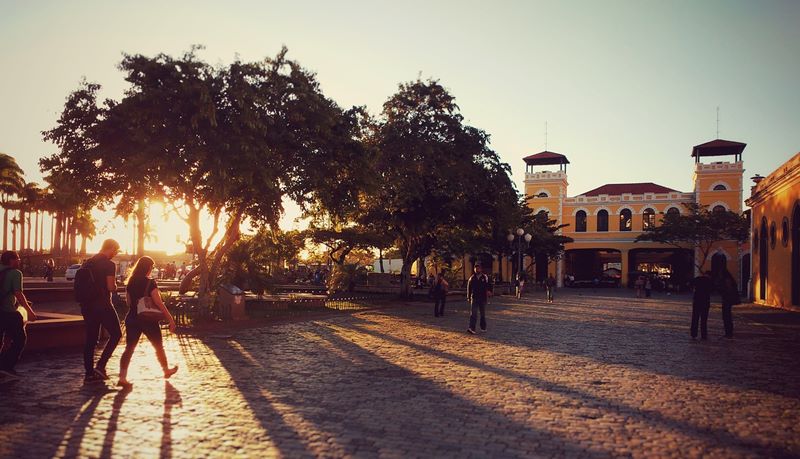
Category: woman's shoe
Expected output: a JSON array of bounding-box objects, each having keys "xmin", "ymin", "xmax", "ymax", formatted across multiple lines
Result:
[{"xmin": 164, "ymin": 366, "xmax": 179, "ymax": 379}]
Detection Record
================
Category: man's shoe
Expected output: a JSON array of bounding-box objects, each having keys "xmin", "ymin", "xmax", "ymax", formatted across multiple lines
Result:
[
  {"xmin": 0, "ymin": 368, "xmax": 20, "ymax": 379},
  {"xmin": 93, "ymin": 367, "xmax": 110, "ymax": 380},
  {"xmin": 466, "ymin": 328, "xmax": 477, "ymax": 335},
  {"xmin": 84, "ymin": 373, "xmax": 103, "ymax": 384},
  {"xmin": 480, "ymin": 327, "xmax": 487, "ymax": 332}
]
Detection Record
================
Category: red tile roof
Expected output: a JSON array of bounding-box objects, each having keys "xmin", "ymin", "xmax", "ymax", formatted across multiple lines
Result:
[
  {"xmin": 579, "ymin": 182, "xmax": 679, "ymax": 197},
  {"xmin": 523, "ymin": 151, "xmax": 570, "ymax": 165},
  {"xmin": 691, "ymin": 139, "xmax": 746, "ymax": 157}
]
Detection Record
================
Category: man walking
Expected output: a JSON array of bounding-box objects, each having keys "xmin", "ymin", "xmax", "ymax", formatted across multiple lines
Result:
[
  {"xmin": 466, "ymin": 263, "xmax": 492, "ymax": 334},
  {"xmin": 716, "ymin": 267, "xmax": 740, "ymax": 338},
  {"xmin": 80, "ymin": 239, "xmax": 122, "ymax": 382},
  {"xmin": 690, "ymin": 271, "xmax": 713, "ymax": 340},
  {"xmin": 0, "ymin": 251, "xmax": 37, "ymax": 379}
]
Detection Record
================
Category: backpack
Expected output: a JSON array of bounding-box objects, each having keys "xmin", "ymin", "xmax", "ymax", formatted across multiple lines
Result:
[{"xmin": 74, "ymin": 261, "xmax": 101, "ymax": 304}]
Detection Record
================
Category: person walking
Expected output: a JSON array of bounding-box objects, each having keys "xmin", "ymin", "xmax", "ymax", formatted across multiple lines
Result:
[
  {"xmin": 545, "ymin": 275, "xmax": 556, "ymax": 303},
  {"xmin": 466, "ymin": 263, "xmax": 492, "ymax": 334},
  {"xmin": 690, "ymin": 271, "xmax": 713, "ymax": 340},
  {"xmin": 44, "ymin": 258, "xmax": 54, "ymax": 282},
  {"xmin": 716, "ymin": 267, "xmax": 740, "ymax": 338},
  {"xmin": 644, "ymin": 277, "xmax": 652, "ymax": 298},
  {"xmin": 117, "ymin": 256, "xmax": 178, "ymax": 389},
  {"xmin": 431, "ymin": 272, "xmax": 449, "ymax": 317},
  {"xmin": 515, "ymin": 271, "xmax": 526, "ymax": 299},
  {"xmin": 634, "ymin": 275, "xmax": 645, "ymax": 298},
  {"xmin": 80, "ymin": 239, "xmax": 123, "ymax": 383},
  {"xmin": 0, "ymin": 251, "xmax": 37, "ymax": 379}
]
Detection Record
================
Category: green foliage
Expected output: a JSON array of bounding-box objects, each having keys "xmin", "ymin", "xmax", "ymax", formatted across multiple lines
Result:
[
  {"xmin": 635, "ymin": 202, "xmax": 749, "ymax": 269},
  {"xmin": 43, "ymin": 47, "xmax": 365, "ymax": 310},
  {"xmin": 220, "ymin": 228, "xmax": 304, "ymax": 295},
  {"xmin": 327, "ymin": 263, "xmax": 368, "ymax": 293},
  {"xmin": 363, "ymin": 78, "xmax": 518, "ymax": 297}
]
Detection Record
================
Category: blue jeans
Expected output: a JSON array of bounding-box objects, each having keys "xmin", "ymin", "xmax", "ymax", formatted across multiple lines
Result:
[{"xmin": 469, "ymin": 299, "xmax": 487, "ymax": 331}]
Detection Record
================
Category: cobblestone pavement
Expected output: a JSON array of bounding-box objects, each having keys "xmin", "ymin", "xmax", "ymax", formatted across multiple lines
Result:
[{"xmin": 2, "ymin": 291, "xmax": 799, "ymax": 458}]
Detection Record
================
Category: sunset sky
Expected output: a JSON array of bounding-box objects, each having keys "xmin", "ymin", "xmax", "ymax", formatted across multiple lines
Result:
[{"xmin": 2, "ymin": 0, "xmax": 799, "ymax": 255}]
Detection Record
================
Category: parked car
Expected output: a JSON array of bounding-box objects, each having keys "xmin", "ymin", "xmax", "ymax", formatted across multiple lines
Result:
[{"xmin": 65, "ymin": 264, "xmax": 81, "ymax": 281}]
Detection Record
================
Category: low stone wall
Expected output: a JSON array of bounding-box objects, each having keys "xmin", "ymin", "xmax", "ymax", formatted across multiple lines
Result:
[{"xmin": 25, "ymin": 312, "xmax": 85, "ymax": 351}]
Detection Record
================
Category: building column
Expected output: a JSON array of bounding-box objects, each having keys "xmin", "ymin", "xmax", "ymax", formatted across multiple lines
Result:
[
  {"xmin": 620, "ymin": 249, "xmax": 630, "ymax": 288},
  {"xmin": 557, "ymin": 258, "xmax": 563, "ymax": 287}
]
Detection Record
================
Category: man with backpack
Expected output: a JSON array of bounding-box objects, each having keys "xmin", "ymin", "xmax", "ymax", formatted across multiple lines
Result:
[
  {"xmin": 76, "ymin": 239, "xmax": 122, "ymax": 383},
  {"xmin": 0, "ymin": 251, "xmax": 37, "ymax": 379}
]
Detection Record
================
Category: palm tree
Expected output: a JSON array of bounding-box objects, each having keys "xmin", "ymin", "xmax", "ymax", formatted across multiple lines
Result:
[
  {"xmin": 72, "ymin": 211, "xmax": 96, "ymax": 255},
  {"xmin": 0, "ymin": 153, "xmax": 25, "ymax": 251}
]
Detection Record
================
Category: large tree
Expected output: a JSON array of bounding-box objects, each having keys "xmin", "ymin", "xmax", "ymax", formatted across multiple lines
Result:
[
  {"xmin": 365, "ymin": 79, "xmax": 515, "ymax": 298},
  {"xmin": 635, "ymin": 202, "xmax": 749, "ymax": 270},
  {"xmin": 81, "ymin": 47, "xmax": 367, "ymax": 313}
]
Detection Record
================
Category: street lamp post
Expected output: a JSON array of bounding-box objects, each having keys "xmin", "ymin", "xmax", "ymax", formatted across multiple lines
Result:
[{"xmin": 507, "ymin": 228, "xmax": 532, "ymax": 283}]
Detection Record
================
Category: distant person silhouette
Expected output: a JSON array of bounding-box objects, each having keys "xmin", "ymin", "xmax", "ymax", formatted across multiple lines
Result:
[
  {"xmin": 545, "ymin": 275, "xmax": 556, "ymax": 303},
  {"xmin": 690, "ymin": 271, "xmax": 713, "ymax": 340},
  {"xmin": 466, "ymin": 263, "xmax": 492, "ymax": 334},
  {"xmin": 431, "ymin": 273, "xmax": 449, "ymax": 317},
  {"xmin": 716, "ymin": 267, "xmax": 740, "ymax": 338}
]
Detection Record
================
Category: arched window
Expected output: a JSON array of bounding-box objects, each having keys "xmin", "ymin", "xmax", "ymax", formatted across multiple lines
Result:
[
  {"xmin": 619, "ymin": 209, "xmax": 632, "ymax": 231},
  {"xmin": 575, "ymin": 210, "xmax": 587, "ymax": 232},
  {"xmin": 713, "ymin": 184, "xmax": 727, "ymax": 191},
  {"xmin": 642, "ymin": 208, "xmax": 656, "ymax": 230},
  {"xmin": 537, "ymin": 192, "xmax": 548, "ymax": 198},
  {"xmin": 782, "ymin": 217, "xmax": 789, "ymax": 247},
  {"xmin": 770, "ymin": 221, "xmax": 777, "ymax": 249},
  {"xmin": 597, "ymin": 210, "xmax": 609, "ymax": 232},
  {"xmin": 713, "ymin": 205, "xmax": 726, "ymax": 213},
  {"xmin": 666, "ymin": 207, "xmax": 680, "ymax": 216}
]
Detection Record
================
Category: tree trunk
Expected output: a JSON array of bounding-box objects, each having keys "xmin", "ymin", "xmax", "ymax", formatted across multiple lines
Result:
[
  {"xmin": 3, "ymin": 206, "xmax": 7, "ymax": 250},
  {"xmin": 80, "ymin": 235, "xmax": 87, "ymax": 255},
  {"xmin": 19, "ymin": 210, "xmax": 25, "ymax": 251},
  {"xmin": 34, "ymin": 211, "xmax": 39, "ymax": 252},
  {"xmin": 53, "ymin": 213, "xmax": 62, "ymax": 254},
  {"xmin": 136, "ymin": 199, "xmax": 146, "ymax": 257},
  {"xmin": 49, "ymin": 213, "xmax": 55, "ymax": 253},
  {"xmin": 379, "ymin": 248, "xmax": 385, "ymax": 273},
  {"xmin": 70, "ymin": 221, "xmax": 78, "ymax": 256}
]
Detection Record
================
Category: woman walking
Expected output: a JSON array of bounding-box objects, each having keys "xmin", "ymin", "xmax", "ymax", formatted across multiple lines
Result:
[{"xmin": 118, "ymin": 256, "xmax": 178, "ymax": 389}]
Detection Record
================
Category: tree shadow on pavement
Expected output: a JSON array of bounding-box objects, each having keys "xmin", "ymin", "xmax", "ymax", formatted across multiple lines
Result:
[
  {"xmin": 418, "ymin": 295, "xmax": 800, "ymax": 400},
  {"xmin": 337, "ymin": 317, "xmax": 796, "ymax": 458},
  {"xmin": 200, "ymin": 323, "xmax": 608, "ymax": 458}
]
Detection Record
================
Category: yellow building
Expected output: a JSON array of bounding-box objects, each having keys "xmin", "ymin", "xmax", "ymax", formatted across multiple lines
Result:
[
  {"xmin": 523, "ymin": 139, "xmax": 748, "ymax": 289},
  {"xmin": 745, "ymin": 152, "xmax": 800, "ymax": 309}
]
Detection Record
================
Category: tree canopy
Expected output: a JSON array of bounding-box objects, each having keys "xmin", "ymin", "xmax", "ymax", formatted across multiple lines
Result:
[{"xmin": 635, "ymin": 202, "xmax": 749, "ymax": 270}]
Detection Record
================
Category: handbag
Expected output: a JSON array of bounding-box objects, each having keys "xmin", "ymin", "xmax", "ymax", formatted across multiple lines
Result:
[{"xmin": 136, "ymin": 279, "xmax": 165, "ymax": 322}]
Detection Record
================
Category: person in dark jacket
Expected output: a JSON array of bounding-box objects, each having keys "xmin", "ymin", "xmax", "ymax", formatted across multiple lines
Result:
[
  {"xmin": 690, "ymin": 271, "xmax": 714, "ymax": 340},
  {"xmin": 431, "ymin": 273, "xmax": 449, "ymax": 317},
  {"xmin": 716, "ymin": 267, "xmax": 740, "ymax": 338},
  {"xmin": 466, "ymin": 263, "xmax": 493, "ymax": 334}
]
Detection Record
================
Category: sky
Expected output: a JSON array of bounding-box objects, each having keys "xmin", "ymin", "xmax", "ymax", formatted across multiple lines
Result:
[{"xmin": 2, "ymin": 0, "xmax": 799, "ymax": 255}]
